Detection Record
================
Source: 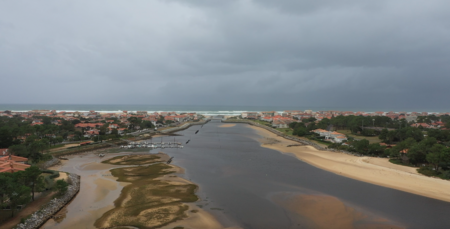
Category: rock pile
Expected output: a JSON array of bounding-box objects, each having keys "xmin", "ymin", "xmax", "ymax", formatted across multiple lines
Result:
[
  {"xmin": 41, "ymin": 157, "xmax": 61, "ymax": 169},
  {"xmin": 14, "ymin": 173, "xmax": 80, "ymax": 229}
]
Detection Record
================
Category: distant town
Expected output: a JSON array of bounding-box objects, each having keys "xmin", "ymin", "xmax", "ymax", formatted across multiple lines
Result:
[
  {"xmin": 0, "ymin": 109, "xmax": 447, "ymax": 145},
  {"xmin": 0, "ymin": 110, "xmax": 201, "ymax": 141},
  {"xmin": 1, "ymin": 108, "xmax": 450, "ymax": 228}
]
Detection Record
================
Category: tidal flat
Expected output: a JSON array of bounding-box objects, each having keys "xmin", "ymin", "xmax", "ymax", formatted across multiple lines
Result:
[{"xmin": 95, "ymin": 155, "xmax": 199, "ymax": 228}]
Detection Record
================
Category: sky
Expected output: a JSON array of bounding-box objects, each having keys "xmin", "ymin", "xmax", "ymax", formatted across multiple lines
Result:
[{"xmin": 1, "ymin": 0, "xmax": 449, "ymax": 110}]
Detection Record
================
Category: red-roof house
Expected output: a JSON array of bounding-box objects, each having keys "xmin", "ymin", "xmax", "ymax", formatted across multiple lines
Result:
[
  {"xmin": 0, "ymin": 154, "xmax": 30, "ymax": 173},
  {"xmin": 0, "ymin": 148, "xmax": 8, "ymax": 156}
]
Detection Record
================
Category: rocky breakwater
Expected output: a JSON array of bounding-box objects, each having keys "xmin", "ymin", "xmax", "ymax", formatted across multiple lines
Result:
[
  {"xmin": 40, "ymin": 157, "xmax": 61, "ymax": 169},
  {"xmin": 160, "ymin": 119, "xmax": 210, "ymax": 133},
  {"xmin": 14, "ymin": 173, "xmax": 81, "ymax": 229}
]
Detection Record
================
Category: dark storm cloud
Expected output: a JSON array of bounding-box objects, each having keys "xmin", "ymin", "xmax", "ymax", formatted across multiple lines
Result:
[{"xmin": 0, "ymin": 0, "xmax": 449, "ymax": 109}]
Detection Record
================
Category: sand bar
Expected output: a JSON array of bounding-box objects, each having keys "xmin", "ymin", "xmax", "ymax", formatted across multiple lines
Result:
[
  {"xmin": 219, "ymin": 124, "xmax": 236, "ymax": 128},
  {"xmin": 271, "ymin": 192, "xmax": 403, "ymax": 229},
  {"xmin": 249, "ymin": 125, "xmax": 450, "ymax": 203}
]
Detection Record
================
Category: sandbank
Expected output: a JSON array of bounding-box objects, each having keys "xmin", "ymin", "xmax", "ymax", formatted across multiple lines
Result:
[
  {"xmin": 271, "ymin": 192, "xmax": 404, "ymax": 229},
  {"xmin": 219, "ymin": 124, "xmax": 236, "ymax": 128},
  {"xmin": 249, "ymin": 125, "xmax": 450, "ymax": 203},
  {"xmin": 96, "ymin": 154, "xmax": 229, "ymax": 229}
]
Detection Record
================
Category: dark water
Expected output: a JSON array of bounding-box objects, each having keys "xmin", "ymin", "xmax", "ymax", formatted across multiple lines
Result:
[{"xmin": 158, "ymin": 120, "xmax": 450, "ymax": 229}]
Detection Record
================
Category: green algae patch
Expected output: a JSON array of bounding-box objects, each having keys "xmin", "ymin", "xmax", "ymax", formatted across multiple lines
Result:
[
  {"xmin": 101, "ymin": 154, "xmax": 164, "ymax": 165},
  {"xmin": 95, "ymin": 159, "xmax": 198, "ymax": 229}
]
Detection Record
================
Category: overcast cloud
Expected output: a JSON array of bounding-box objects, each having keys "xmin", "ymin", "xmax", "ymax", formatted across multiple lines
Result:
[{"xmin": 1, "ymin": 0, "xmax": 449, "ymax": 109}]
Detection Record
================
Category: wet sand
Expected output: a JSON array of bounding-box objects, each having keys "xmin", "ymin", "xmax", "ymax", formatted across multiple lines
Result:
[
  {"xmin": 271, "ymin": 193, "xmax": 403, "ymax": 229},
  {"xmin": 95, "ymin": 154, "xmax": 227, "ymax": 229},
  {"xmin": 219, "ymin": 124, "xmax": 236, "ymax": 128},
  {"xmin": 160, "ymin": 203, "xmax": 228, "ymax": 229},
  {"xmin": 42, "ymin": 150, "xmax": 226, "ymax": 229},
  {"xmin": 250, "ymin": 125, "xmax": 450, "ymax": 203},
  {"xmin": 42, "ymin": 152, "xmax": 129, "ymax": 229}
]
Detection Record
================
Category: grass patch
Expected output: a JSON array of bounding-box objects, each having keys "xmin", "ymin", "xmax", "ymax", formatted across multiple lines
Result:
[
  {"xmin": 248, "ymin": 119, "xmax": 272, "ymax": 127},
  {"xmin": 300, "ymin": 136, "xmax": 331, "ymax": 147},
  {"xmin": 417, "ymin": 166, "xmax": 450, "ymax": 180},
  {"xmin": 417, "ymin": 166, "xmax": 442, "ymax": 177},
  {"xmin": 276, "ymin": 128, "xmax": 293, "ymax": 135},
  {"xmin": 50, "ymin": 143, "xmax": 111, "ymax": 156},
  {"xmin": 48, "ymin": 144, "xmax": 65, "ymax": 150},
  {"xmin": 389, "ymin": 159, "xmax": 403, "ymax": 165},
  {"xmin": 102, "ymin": 154, "xmax": 162, "ymax": 165},
  {"xmin": 338, "ymin": 130, "xmax": 382, "ymax": 144},
  {"xmin": 95, "ymin": 161, "xmax": 198, "ymax": 229}
]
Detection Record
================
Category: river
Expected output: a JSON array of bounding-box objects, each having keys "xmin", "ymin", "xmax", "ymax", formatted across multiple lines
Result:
[
  {"xmin": 43, "ymin": 120, "xmax": 450, "ymax": 228},
  {"xmin": 162, "ymin": 120, "xmax": 450, "ymax": 229}
]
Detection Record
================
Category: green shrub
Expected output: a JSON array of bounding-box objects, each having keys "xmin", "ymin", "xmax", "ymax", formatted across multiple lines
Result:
[
  {"xmin": 441, "ymin": 170, "xmax": 450, "ymax": 180},
  {"xmin": 42, "ymin": 170, "xmax": 60, "ymax": 179},
  {"xmin": 55, "ymin": 179, "xmax": 68, "ymax": 194},
  {"xmin": 418, "ymin": 166, "xmax": 441, "ymax": 177}
]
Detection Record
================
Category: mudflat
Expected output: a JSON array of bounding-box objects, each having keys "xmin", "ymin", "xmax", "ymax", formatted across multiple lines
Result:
[
  {"xmin": 271, "ymin": 193, "xmax": 403, "ymax": 229},
  {"xmin": 42, "ymin": 151, "xmax": 225, "ymax": 229},
  {"xmin": 219, "ymin": 124, "xmax": 236, "ymax": 128},
  {"xmin": 96, "ymin": 154, "xmax": 225, "ymax": 229}
]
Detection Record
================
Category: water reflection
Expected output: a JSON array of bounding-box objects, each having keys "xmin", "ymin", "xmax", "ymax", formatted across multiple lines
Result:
[{"xmin": 164, "ymin": 120, "xmax": 450, "ymax": 229}]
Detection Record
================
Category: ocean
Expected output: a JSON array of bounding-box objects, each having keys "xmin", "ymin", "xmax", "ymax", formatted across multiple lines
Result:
[{"xmin": 0, "ymin": 104, "xmax": 448, "ymax": 115}]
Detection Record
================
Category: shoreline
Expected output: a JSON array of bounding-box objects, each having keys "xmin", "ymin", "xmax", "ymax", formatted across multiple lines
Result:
[
  {"xmin": 96, "ymin": 153, "xmax": 225, "ymax": 229},
  {"xmin": 248, "ymin": 125, "xmax": 450, "ymax": 203},
  {"xmin": 44, "ymin": 150, "xmax": 227, "ymax": 229}
]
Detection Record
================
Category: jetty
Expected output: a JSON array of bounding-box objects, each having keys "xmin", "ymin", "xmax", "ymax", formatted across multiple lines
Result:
[{"xmin": 121, "ymin": 140, "xmax": 183, "ymax": 149}]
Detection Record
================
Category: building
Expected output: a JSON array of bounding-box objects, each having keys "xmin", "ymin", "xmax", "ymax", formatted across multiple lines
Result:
[
  {"xmin": 272, "ymin": 120, "xmax": 292, "ymax": 128},
  {"xmin": 109, "ymin": 124, "xmax": 119, "ymax": 129},
  {"xmin": 334, "ymin": 135, "xmax": 348, "ymax": 143},
  {"xmin": 312, "ymin": 129, "xmax": 347, "ymax": 143},
  {"xmin": 241, "ymin": 112, "xmax": 258, "ymax": 119},
  {"xmin": 75, "ymin": 123, "xmax": 104, "ymax": 129},
  {"xmin": 260, "ymin": 111, "xmax": 277, "ymax": 117},
  {"xmin": 405, "ymin": 115, "xmax": 418, "ymax": 122},
  {"xmin": 137, "ymin": 111, "xmax": 148, "ymax": 115},
  {"xmin": 0, "ymin": 154, "xmax": 30, "ymax": 173},
  {"xmin": 0, "ymin": 148, "xmax": 8, "ymax": 157}
]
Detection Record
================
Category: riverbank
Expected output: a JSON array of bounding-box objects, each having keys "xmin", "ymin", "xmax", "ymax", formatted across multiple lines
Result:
[
  {"xmin": 249, "ymin": 125, "xmax": 450, "ymax": 203},
  {"xmin": 13, "ymin": 173, "xmax": 80, "ymax": 229},
  {"xmin": 40, "ymin": 149, "xmax": 226, "ymax": 229}
]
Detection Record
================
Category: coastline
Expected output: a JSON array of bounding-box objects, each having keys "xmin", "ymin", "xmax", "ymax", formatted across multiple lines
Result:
[{"xmin": 248, "ymin": 125, "xmax": 450, "ymax": 203}]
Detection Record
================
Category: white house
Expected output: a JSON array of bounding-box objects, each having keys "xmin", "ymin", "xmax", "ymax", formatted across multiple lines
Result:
[
  {"xmin": 272, "ymin": 120, "xmax": 288, "ymax": 128},
  {"xmin": 334, "ymin": 135, "xmax": 348, "ymax": 143}
]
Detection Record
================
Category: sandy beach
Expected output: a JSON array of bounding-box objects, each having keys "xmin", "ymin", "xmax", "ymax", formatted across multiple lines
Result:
[{"xmin": 249, "ymin": 125, "xmax": 450, "ymax": 203}]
